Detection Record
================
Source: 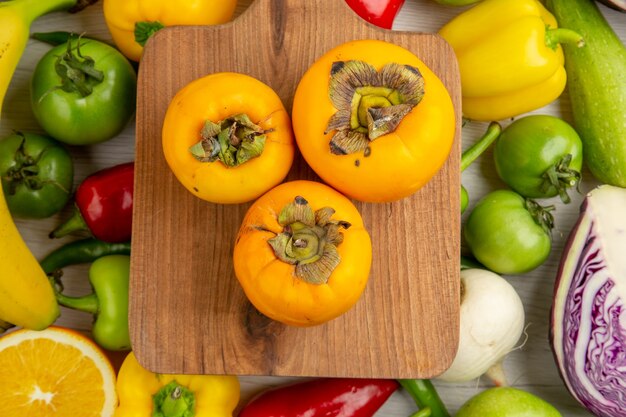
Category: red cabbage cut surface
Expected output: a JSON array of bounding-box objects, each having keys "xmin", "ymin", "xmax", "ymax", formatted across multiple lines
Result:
[{"xmin": 551, "ymin": 185, "xmax": 626, "ymax": 417}]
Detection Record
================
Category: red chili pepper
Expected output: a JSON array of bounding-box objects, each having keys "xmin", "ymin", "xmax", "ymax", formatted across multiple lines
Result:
[
  {"xmin": 238, "ymin": 378, "xmax": 399, "ymax": 417},
  {"xmin": 345, "ymin": 0, "xmax": 406, "ymax": 29},
  {"xmin": 50, "ymin": 162, "xmax": 134, "ymax": 243}
]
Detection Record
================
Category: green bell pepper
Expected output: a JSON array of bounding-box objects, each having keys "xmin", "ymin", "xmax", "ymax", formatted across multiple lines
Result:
[{"xmin": 52, "ymin": 254, "xmax": 131, "ymax": 351}]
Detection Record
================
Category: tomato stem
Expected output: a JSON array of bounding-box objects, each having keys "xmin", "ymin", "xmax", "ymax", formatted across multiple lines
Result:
[
  {"xmin": 4, "ymin": 132, "xmax": 50, "ymax": 194},
  {"xmin": 5, "ymin": 137, "xmax": 30, "ymax": 191},
  {"xmin": 541, "ymin": 154, "xmax": 581, "ymax": 204},
  {"xmin": 524, "ymin": 198, "xmax": 555, "ymax": 236},
  {"xmin": 49, "ymin": 34, "xmax": 104, "ymax": 98},
  {"xmin": 461, "ymin": 122, "xmax": 502, "ymax": 171}
]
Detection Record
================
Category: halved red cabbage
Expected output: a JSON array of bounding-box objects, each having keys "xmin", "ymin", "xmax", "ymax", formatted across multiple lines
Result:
[{"xmin": 551, "ymin": 185, "xmax": 626, "ymax": 417}]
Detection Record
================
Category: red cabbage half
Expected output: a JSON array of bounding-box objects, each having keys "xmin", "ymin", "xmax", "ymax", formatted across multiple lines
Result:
[{"xmin": 551, "ymin": 185, "xmax": 626, "ymax": 417}]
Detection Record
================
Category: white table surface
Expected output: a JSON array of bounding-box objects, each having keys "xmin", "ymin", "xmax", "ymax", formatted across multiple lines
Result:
[{"xmin": 2, "ymin": 0, "xmax": 625, "ymax": 415}]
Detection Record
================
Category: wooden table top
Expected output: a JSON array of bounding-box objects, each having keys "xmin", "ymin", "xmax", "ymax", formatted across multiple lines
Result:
[{"xmin": 2, "ymin": 0, "xmax": 624, "ymax": 415}]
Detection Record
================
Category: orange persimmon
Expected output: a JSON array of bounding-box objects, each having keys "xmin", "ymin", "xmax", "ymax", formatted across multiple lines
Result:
[
  {"xmin": 292, "ymin": 39, "xmax": 456, "ymax": 203},
  {"xmin": 233, "ymin": 180, "xmax": 372, "ymax": 327},
  {"xmin": 162, "ymin": 72, "xmax": 294, "ymax": 204}
]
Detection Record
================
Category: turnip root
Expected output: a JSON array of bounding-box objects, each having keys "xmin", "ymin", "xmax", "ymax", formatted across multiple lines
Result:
[{"xmin": 437, "ymin": 268, "xmax": 525, "ymax": 385}]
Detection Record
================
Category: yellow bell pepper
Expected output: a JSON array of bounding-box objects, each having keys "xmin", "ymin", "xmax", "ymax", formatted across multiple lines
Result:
[
  {"xmin": 439, "ymin": 0, "xmax": 584, "ymax": 121},
  {"xmin": 103, "ymin": 0, "xmax": 237, "ymax": 62},
  {"xmin": 114, "ymin": 352, "xmax": 240, "ymax": 417}
]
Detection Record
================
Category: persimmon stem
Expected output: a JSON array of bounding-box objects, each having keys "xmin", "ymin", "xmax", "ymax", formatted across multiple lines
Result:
[
  {"xmin": 267, "ymin": 197, "xmax": 350, "ymax": 284},
  {"xmin": 189, "ymin": 114, "xmax": 269, "ymax": 168},
  {"xmin": 326, "ymin": 60, "xmax": 425, "ymax": 155}
]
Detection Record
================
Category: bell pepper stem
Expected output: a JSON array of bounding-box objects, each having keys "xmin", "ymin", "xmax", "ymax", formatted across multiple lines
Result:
[
  {"xmin": 54, "ymin": 291, "xmax": 99, "ymax": 315},
  {"xmin": 545, "ymin": 27, "xmax": 585, "ymax": 50},
  {"xmin": 50, "ymin": 206, "xmax": 90, "ymax": 239},
  {"xmin": 135, "ymin": 21, "xmax": 165, "ymax": 47},
  {"xmin": 524, "ymin": 198, "xmax": 555, "ymax": 236},
  {"xmin": 460, "ymin": 122, "xmax": 502, "ymax": 171},
  {"xmin": 398, "ymin": 379, "xmax": 450, "ymax": 417},
  {"xmin": 152, "ymin": 381, "xmax": 195, "ymax": 417}
]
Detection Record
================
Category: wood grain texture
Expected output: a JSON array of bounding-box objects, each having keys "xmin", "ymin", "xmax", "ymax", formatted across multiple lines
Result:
[{"xmin": 130, "ymin": 0, "xmax": 461, "ymax": 378}]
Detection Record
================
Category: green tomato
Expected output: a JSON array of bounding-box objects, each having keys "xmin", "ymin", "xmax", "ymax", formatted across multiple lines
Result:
[
  {"xmin": 464, "ymin": 189, "xmax": 552, "ymax": 274},
  {"xmin": 0, "ymin": 132, "xmax": 73, "ymax": 219},
  {"xmin": 494, "ymin": 115, "xmax": 583, "ymax": 203},
  {"xmin": 456, "ymin": 387, "xmax": 562, "ymax": 417},
  {"xmin": 31, "ymin": 36, "xmax": 137, "ymax": 145}
]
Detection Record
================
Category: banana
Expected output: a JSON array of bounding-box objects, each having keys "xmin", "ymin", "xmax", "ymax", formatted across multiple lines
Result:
[
  {"xmin": 0, "ymin": 0, "xmax": 76, "ymax": 330},
  {"xmin": 0, "ymin": 0, "xmax": 75, "ymax": 113},
  {"xmin": 0, "ymin": 196, "xmax": 59, "ymax": 330}
]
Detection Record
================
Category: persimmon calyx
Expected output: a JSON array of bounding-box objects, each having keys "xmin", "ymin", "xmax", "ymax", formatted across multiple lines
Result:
[
  {"xmin": 325, "ymin": 60, "xmax": 424, "ymax": 155},
  {"xmin": 268, "ymin": 196, "xmax": 351, "ymax": 284},
  {"xmin": 189, "ymin": 113, "xmax": 271, "ymax": 167}
]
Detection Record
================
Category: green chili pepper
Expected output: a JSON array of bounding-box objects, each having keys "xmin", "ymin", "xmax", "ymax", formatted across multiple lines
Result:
[
  {"xmin": 31, "ymin": 31, "xmax": 109, "ymax": 46},
  {"xmin": 51, "ymin": 254, "xmax": 131, "ymax": 351},
  {"xmin": 399, "ymin": 379, "xmax": 450, "ymax": 417},
  {"xmin": 32, "ymin": 31, "xmax": 76, "ymax": 46},
  {"xmin": 41, "ymin": 238, "xmax": 131, "ymax": 275}
]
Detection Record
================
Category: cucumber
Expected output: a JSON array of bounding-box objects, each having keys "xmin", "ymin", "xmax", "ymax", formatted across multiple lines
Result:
[{"xmin": 545, "ymin": 0, "xmax": 626, "ymax": 187}]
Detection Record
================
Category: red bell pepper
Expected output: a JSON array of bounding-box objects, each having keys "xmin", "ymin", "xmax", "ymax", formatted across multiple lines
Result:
[
  {"xmin": 50, "ymin": 162, "xmax": 134, "ymax": 243},
  {"xmin": 239, "ymin": 378, "xmax": 398, "ymax": 417},
  {"xmin": 345, "ymin": 0, "xmax": 405, "ymax": 29}
]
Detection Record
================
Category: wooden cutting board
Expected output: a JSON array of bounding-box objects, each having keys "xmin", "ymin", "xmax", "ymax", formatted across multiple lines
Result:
[{"xmin": 131, "ymin": 0, "xmax": 461, "ymax": 378}]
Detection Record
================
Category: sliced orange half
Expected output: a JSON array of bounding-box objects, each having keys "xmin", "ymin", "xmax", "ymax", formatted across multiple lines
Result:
[{"xmin": 0, "ymin": 326, "xmax": 117, "ymax": 417}]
